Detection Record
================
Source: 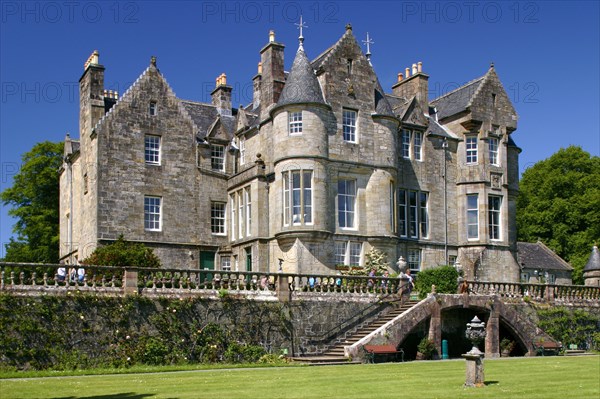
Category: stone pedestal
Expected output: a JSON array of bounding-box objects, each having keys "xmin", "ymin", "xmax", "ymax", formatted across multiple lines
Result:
[
  {"xmin": 123, "ymin": 269, "xmax": 138, "ymax": 295},
  {"xmin": 462, "ymin": 353, "xmax": 484, "ymax": 387}
]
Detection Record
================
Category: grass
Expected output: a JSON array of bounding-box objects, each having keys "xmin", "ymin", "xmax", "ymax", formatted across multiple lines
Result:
[{"xmin": 1, "ymin": 356, "xmax": 598, "ymax": 399}]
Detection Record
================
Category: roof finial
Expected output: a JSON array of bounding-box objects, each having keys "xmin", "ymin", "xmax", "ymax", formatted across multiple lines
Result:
[
  {"xmin": 345, "ymin": 23, "xmax": 352, "ymax": 31},
  {"xmin": 295, "ymin": 15, "xmax": 307, "ymax": 51},
  {"xmin": 490, "ymin": 61, "xmax": 495, "ymax": 69},
  {"xmin": 150, "ymin": 56, "xmax": 157, "ymax": 67},
  {"xmin": 362, "ymin": 32, "xmax": 374, "ymax": 64}
]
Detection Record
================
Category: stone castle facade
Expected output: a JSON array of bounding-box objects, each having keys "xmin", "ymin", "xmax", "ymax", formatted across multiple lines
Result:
[{"xmin": 60, "ymin": 25, "xmax": 522, "ymax": 281}]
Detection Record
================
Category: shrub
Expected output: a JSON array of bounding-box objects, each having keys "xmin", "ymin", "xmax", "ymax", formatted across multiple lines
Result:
[
  {"xmin": 537, "ymin": 307, "xmax": 599, "ymax": 349},
  {"xmin": 417, "ymin": 338, "xmax": 437, "ymax": 360},
  {"xmin": 414, "ymin": 266, "xmax": 459, "ymax": 299},
  {"xmin": 82, "ymin": 235, "xmax": 161, "ymax": 268}
]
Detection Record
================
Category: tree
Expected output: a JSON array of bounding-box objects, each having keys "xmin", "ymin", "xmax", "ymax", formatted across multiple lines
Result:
[
  {"xmin": 82, "ymin": 235, "xmax": 161, "ymax": 268},
  {"xmin": 517, "ymin": 146, "xmax": 600, "ymax": 284},
  {"xmin": 1, "ymin": 141, "xmax": 63, "ymax": 263}
]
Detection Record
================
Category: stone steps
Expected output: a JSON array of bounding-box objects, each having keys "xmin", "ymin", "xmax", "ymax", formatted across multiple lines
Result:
[{"xmin": 292, "ymin": 299, "xmax": 419, "ymax": 365}]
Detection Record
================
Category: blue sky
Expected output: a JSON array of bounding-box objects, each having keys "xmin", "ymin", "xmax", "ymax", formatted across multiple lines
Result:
[{"xmin": 1, "ymin": 1, "xmax": 599, "ymax": 256}]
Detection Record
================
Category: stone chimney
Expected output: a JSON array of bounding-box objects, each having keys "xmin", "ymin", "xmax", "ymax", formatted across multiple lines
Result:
[
  {"xmin": 259, "ymin": 30, "xmax": 285, "ymax": 120},
  {"xmin": 252, "ymin": 62, "xmax": 262, "ymax": 110},
  {"xmin": 79, "ymin": 50, "xmax": 105, "ymax": 137},
  {"xmin": 393, "ymin": 61, "xmax": 429, "ymax": 111},
  {"xmin": 211, "ymin": 73, "xmax": 232, "ymax": 116}
]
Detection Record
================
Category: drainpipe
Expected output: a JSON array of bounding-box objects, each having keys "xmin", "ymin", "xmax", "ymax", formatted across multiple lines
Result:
[{"xmin": 442, "ymin": 138, "xmax": 448, "ymax": 264}]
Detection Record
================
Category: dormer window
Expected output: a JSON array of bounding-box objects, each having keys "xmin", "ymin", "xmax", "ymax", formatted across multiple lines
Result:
[
  {"xmin": 149, "ymin": 101, "xmax": 157, "ymax": 116},
  {"xmin": 289, "ymin": 111, "xmax": 303, "ymax": 135}
]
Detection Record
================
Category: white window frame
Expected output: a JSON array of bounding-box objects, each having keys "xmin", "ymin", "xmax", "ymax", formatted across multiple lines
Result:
[
  {"xmin": 335, "ymin": 241, "xmax": 363, "ymax": 266},
  {"xmin": 489, "ymin": 137, "xmax": 499, "ymax": 166},
  {"xmin": 211, "ymin": 202, "xmax": 226, "ymax": 235},
  {"xmin": 238, "ymin": 191, "xmax": 244, "ymax": 239},
  {"xmin": 419, "ymin": 192, "xmax": 429, "ymax": 238},
  {"xmin": 398, "ymin": 189, "xmax": 407, "ymax": 237},
  {"xmin": 342, "ymin": 109, "xmax": 357, "ymax": 143},
  {"xmin": 230, "ymin": 194, "xmax": 236, "ymax": 241},
  {"xmin": 401, "ymin": 130, "xmax": 411, "ymax": 159},
  {"xmin": 282, "ymin": 170, "xmax": 313, "ymax": 226},
  {"xmin": 145, "ymin": 135, "xmax": 161, "ymax": 165},
  {"xmin": 466, "ymin": 135, "xmax": 478, "ymax": 165},
  {"xmin": 338, "ymin": 179, "xmax": 356, "ymax": 229},
  {"xmin": 288, "ymin": 111, "xmax": 303, "ymax": 135},
  {"xmin": 144, "ymin": 196, "xmax": 162, "ymax": 231},
  {"xmin": 413, "ymin": 131, "xmax": 423, "ymax": 161},
  {"xmin": 211, "ymin": 144, "xmax": 226, "ymax": 172},
  {"xmin": 221, "ymin": 256, "xmax": 231, "ymax": 271},
  {"xmin": 408, "ymin": 249, "xmax": 421, "ymax": 272},
  {"xmin": 488, "ymin": 195, "xmax": 501, "ymax": 240},
  {"xmin": 408, "ymin": 191, "xmax": 418, "ymax": 238},
  {"xmin": 467, "ymin": 194, "xmax": 479, "ymax": 240},
  {"xmin": 245, "ymin": 188, "xmax": 252, "ymax": 237},
  {"xmin": 239, "ymin": 137, "xmax": 246, "ymax": 165}
]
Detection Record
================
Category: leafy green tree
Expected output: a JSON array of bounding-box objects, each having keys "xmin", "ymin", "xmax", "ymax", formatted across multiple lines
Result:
[
  {"xmin": 1, "ymin": 141, "xmax": 63, "ymax": 263},
  {"xmin": 517, "ymin": 146, "xmax": 600, "ymax": 284},
  {"xmin": 414, "ymin": 266, "xmax": 459, "ymax": 299},
  {"xmin": 82, "ymin": 235, "xmax": 161, "ymax": 268}
]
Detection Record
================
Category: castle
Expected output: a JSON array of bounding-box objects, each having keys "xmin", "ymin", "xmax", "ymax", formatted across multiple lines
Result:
[{"xmin": 60, "ymin": 24, "xmax": 528, "ymax": 282}]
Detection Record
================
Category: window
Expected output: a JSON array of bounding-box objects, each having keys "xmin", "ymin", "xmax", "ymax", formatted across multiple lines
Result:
[
  {"xmin": 149, "ymin": 101, "xmax": 157, "ymax": 116},
  {"xmin": 401, "ymin": 129, "xmax": 424, "ymax": 161},
  {"xmin": 221, "ymin": 256, "xmax": 231, "ymax": 271},
  {"xmin": 349, "ymin": 242, "xmax": 362, "ymax": 266},
  {"xmin": 488, "ymin": 195, "xmax": 501, "ymax": 240},
  {"xmin": 335, "ymin": 241, "xmax": 362, "ymax": 266},
  {"xmin": 419, "ymin": 192, "xmax": 428, "ymax": 238},
  {"xmin": 145, "ymin": 135, "xmax": 161, "ymax": 165},
  {"xmin": 211, "ymin": 202, "xmax": 226, "ymax": 235},
  {"xmin": 398, "ymin": 189, "xmax": 407, "ymax": 236},
  {"xmin": 335, "ymin": 241, "xmax": 347, "ymax": 265},
  {"xmin": 342, "ymin": 109, "xmax": 357, "ymax": 142},
  {"xmin": 144, "ymin": 196, "xmax": 161, "ymax": 231},
  {"xmin": 466, "ymin": 136, "xmax": 478, "ymax": 164},
  {"xmin": 489, "ymin": 137, "xmax": 499, "ymax": 166},
  {"xmin": 408, "ymin": 249, "xmax": 421, "ymax": 272},
  {"xmin": 390, "ymin": 182, "xmax": 395, "ymax": 233},
  {"xmin": 238, "ymin": 191, "xmax": 244, "ymax": 239},
  {"xmin": 245, "ymin": 188, "xmax": 252, "ymax": 237},
  {"xmin": 211, "ymin": 144, "xmax": 225, "ymax": 171},
  {"xmin": 408, "ymin": 191, "xmax": 418, "ymax": 238},
  {"xmin": 230, "ymin": 194, "xmax": 236, "ymax": 240},
  {"xmin": 283, "ymin": 170, "xmax": 313, "ymax": 226},
  {"xmin": 289, "ymin": 112, "xmax": 302, "ymax": 135},
  {"xmin": 398, "ymin": 189, "xmax": 428, "ymax": 239},
  {"xmin": 338, "ymin": 179, "xmax": 356, "ymax": 228},
  {"xmin": 239, "ymin": 137, "xmax": 246, "ymax": 165},
  {"xmin": 347, "ymin": 58, "xmax": 353, "ymax": 75},
  {"xmin": 401, "ymin": 130, "xmax": 411, "ymax": 158},
  {"xmin": 413, "ymin": 131, "xmax": 423, "ymax": 161},
  {"xmin": 467, "ymin": 194, "xmax": 479, "ymax": 239}
]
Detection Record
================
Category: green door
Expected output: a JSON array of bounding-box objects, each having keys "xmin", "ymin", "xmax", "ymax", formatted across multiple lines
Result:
[
  {"xmin": 245, "ymin": 247, "xmax": 252, "ymax": 272},
  {"xmin": 200, "ymin": 251, "xmax": 215, "ymax": 284}
]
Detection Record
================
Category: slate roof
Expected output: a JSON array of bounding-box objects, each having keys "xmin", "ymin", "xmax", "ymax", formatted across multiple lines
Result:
[
  {"xmin": 517, "ymin": 242, "xmax": 573, "ymax": 272},
  {"xmin": 374, "ymin": 88, "xmax": 394, "ymax": 116},
  {"xmin": 277, "ymin": 47, "xmax": 325, "ymax": 106},
  {"xmin": 426, "ymin": 115, "xmax": 457, "ymax": 139},
  {"xmin": 430, "ymin": 76, "xmax": 484, "ymax": 120},
  {"xmin": 180, "ymin": 100, "xmax": 218, "ymax": 139},
  {"xmin": 385, "ymin": 94, "xmax": 411, "ymax": 118},
  {"xmin": 583, "ymin": 246, "xmax": 600, "ymax": 272}
]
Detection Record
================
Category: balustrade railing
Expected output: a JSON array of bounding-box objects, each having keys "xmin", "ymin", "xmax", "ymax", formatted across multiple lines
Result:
[
  {"xmin": 2, "ymin": 262, "xmax": 597, "ymax": 302},
  {"xmin": 466, "ymin": 280, "xmax": 600, "ymax": 301}
]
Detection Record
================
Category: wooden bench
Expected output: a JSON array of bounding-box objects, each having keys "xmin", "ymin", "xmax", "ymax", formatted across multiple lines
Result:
[
  {"xmin": 533, "ymin": 340, "xmax": 562, "ymax": 356},
  {"xmin": 363, "ymin": 344, "xmax": 404, "ymax": 363}
]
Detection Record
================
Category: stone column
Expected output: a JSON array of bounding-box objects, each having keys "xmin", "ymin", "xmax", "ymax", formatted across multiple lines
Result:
[
  {"xmin": 462, "ymin": 353, "xmax": 484, "ymax": 387},
  {"xmin": 485, "ymin": 314, "xmax": 499, "ymax": 358},
  {"xmin": 277, "ymin": 274, "xmax": 290, "ymax": 302},
  {"xmin": 123, "ymin": 269, "xmax": 138, "ymax": 295},
  {"xmin": 428, "ymin": 299, "xmax": 442, "ymax": 358}
]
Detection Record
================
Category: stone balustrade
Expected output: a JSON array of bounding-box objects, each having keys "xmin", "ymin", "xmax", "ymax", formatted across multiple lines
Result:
[{"xmin": 466, "ymin": 280, "xmax": 600, "ymax": 303}]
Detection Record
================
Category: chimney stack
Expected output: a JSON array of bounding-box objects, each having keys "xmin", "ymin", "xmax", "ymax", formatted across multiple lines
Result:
[
  {"xmin": 392, "ymin": 61, "xmax": 429, "ymax": 111},
  {"xmin": 259, "ymin": 30, "xmax": 285, "ymax": 120},
  {"xmin": 80, "ymin": 50, "xmax": 105, "ymax": 137},
  {"xmin": 211, "ymin": 73, "xmax": 232, "ymax": 116}
]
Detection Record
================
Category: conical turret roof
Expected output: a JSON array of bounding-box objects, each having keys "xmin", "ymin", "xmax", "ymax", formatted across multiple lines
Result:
[
  {"xmin": 583, "ymin": 246, "xmax": 600, "ymax": 272},
  {"xmin": 277, "ymin": 47, "xmax": 325, "ymax": 106}
]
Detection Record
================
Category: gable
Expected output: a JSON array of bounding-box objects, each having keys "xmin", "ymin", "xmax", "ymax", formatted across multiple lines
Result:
[
  {"xmin": 402, "ymin": 97, "xmax": 428, "ymax": 126},
  {"xmin": 469, "ymin": 68, "xmax": 518, "ymax": 131}
]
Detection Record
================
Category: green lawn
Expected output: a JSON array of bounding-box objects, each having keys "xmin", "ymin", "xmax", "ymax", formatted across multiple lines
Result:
[{"xmin": 1, "ymin": 356, "xmax": 599, "ymax": 399}]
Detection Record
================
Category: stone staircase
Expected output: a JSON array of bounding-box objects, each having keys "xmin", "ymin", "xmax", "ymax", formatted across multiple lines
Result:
[{"xmin": 292, "ymin": 299, "xmax": 419, "ymax": 365}]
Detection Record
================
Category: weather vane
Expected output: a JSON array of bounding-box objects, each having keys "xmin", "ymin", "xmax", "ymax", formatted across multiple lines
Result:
[
  {"xmin": 295, "ymin": 15, "xmax": 307, "ymax": 50},
  {"xmin": 363, "ymin": 32, "xmax": 374, "ymax": 62}
]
